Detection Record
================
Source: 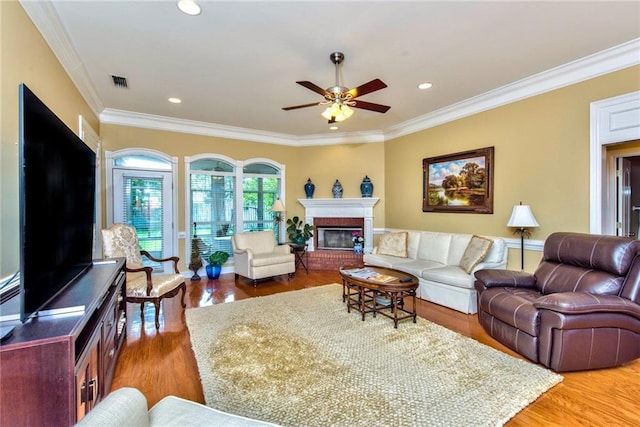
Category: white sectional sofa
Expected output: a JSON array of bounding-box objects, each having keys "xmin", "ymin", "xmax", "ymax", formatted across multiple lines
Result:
[{"xmin": 363, "ymin": 229, "xmax": 508, "ymax": 314}]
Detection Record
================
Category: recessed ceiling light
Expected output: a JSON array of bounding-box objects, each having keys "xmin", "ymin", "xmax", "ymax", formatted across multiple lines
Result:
[
  {"xmin": 168, "ymin": 97, "xmax": 182, "ymax": 104},
  {"xmin": 177, "ymin": 0, "xmax": 201, "ymax": 16},
  {"xmin": 418, "ymin": 82, "xmax": 433, "ymax": 90},
  {"xmin": 329, "ymin": 126, "xmax": 339, "ymax": 131}
]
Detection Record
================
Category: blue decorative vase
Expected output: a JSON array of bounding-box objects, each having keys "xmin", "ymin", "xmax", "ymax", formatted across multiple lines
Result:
[
  {"xmin": 360, "ymin": 176, "xmax": 373, "ymax": 197},
  {"xmin": 332, "ymin": 179, "xmax": 343, "ymax": 198},
  {"xmin": 304, "ymin": 178, "xmax": 315, "ymax": 198},
  {"xmin": 206, "ymin": 264, "xmax": 222, "ymax": 280},
  {"xmin": 353, "ymin": 243, "xmax": 363, "ymax": 254}
]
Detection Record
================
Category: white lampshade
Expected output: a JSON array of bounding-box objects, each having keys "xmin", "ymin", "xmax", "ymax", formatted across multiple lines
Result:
[
  {"xmin": 507, "ymin": 204, "xmax": 539, "ymax": 228},
  {"xmin": 271, "ymin": 199, "xmax": 286, "ymax": 212}
]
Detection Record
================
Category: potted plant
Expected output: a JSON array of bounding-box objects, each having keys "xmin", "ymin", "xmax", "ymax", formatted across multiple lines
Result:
[
  {"xmin": 206, "ymin": 250, "xmax": 230, "ymax": 280},
  {"xmin": 286, "ymin": 216, "xmax": 314, "ymax": 244}
]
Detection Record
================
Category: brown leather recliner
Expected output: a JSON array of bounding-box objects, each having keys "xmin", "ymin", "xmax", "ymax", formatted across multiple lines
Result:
[{"xmin": 474, "ymin": 232, "xmax": 640, "ymax": 372}]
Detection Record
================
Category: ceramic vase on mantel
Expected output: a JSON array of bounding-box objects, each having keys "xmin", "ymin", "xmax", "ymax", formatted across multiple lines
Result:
[
  {"xmin": 304, "ymin": 178, "xmax": 315, "ymax": 198},
  {"xmin": 332, "ymin": 179, "xmax": 343, "ymax": 198},
  {"xmin": 360, "ymin": 176, "xmax": 373, "ymax": 197},
  {"xmin": 353, "ymin": 243, "xmax": 363, "ymax": 254}
]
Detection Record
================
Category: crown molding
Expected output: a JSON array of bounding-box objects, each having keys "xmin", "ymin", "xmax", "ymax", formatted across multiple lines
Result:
[
  {"xmin": 100, "ymin": 109, "xmax": 384, "ymax": 146},
  {"xmin": 384, "ymin": 38, "xmax": 640, "ymax": 141},
  {"xmin": 21, "ymin": 0, "xmax": 639, "ymax": 146},
  {"xmin": 19, "ymin": 0, "xmax": 104, "ymax": 119}
]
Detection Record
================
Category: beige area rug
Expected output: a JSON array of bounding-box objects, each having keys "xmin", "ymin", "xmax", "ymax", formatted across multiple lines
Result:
[{"xmin": 186, "ymin": 284, "xmax": 562, "ymax": 427}]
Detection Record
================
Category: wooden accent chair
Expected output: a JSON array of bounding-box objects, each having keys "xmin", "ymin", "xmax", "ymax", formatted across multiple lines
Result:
[
  {"xmin": 101, "ymin": 223, "xmax": 186, "ymax": 329},
  {"xmin": 231, "ymin": 230, "xmax": 295, "ymax": 286}
]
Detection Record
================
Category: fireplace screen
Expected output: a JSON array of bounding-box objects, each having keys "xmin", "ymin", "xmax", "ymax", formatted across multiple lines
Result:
[{"xmin": 317, "ymin": 227, "xmax": 362, "ymax": 250}]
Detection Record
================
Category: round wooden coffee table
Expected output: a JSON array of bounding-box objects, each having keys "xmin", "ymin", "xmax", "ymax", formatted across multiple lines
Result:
[{"xmin": 339, "ymin": 263, "xmax": 419, "ymax": 328}]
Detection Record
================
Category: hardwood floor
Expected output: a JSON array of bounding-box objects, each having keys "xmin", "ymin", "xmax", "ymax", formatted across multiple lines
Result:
[{"xmin": 111, "ymin": 271, "xmax": 640, "ymax": 426}]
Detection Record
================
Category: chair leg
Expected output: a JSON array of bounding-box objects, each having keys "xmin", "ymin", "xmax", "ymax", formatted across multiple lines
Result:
[
  {"xmin": 153, "ymin": 300, "xmax": 161, "ymax": 329},
  {"xmin": 139, "ymin": 303, "xmax": 145, "ymax": 322},
  {"xmin": 179, "ymin": 282, "xmax": 186, "ymax": 308}
]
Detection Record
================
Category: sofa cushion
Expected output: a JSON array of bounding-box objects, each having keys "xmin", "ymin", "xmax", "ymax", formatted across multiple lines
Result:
[
  {"xmin": 446, "ymin": 234, "xmax": 473, "ymax": 266},
  {"xmin": 407, "ymin": 231, "xmax": 422, "ymax": 259},
  {"xmin": 460, "ymin": 235, "xmax": 494, "ymax": 273},
  {"xmin": 417, "ymin": 232, "xmax": 452, "ymax": 264},
  {"xmin": 422, "ymin": 265, "xmax": 475, "ymax": 289},
  {"xmin": 250, "ymin": 252, "xmax": 295, "ymax": 267},
  {"xmin": 363, "ymin": 253, "xmax": 414, "ymax": 269},
  {"xmin": 378, "ymin": 232, "xmax": 408, "ymax": 257},
  {"xmin": 483, "ymin": 237, "xmax": 506, "ymax": 264},
  {"xmin": 391, "ymin": 259, "xmax": 445, "ymax": 277}
]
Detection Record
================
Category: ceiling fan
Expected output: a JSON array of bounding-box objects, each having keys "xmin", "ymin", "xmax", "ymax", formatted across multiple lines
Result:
[{"xmin": 282, "ymin": 52, "xmax": 390, "ymax": 123}]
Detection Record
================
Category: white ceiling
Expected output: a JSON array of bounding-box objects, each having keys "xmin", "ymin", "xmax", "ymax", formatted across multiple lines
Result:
[{"xmin": 22, "ymin": 1, "xmax": 640, "ymax": 144}]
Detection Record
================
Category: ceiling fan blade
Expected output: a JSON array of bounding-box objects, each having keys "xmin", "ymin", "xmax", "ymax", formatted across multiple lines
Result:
[
  {"xmin": 347, "ymin": 79, "xmax": 387, "ymax": 99},
  {"xmin": 282, "ymin": 102, "xmax": 322, "ymax": 111},
  {"xmin": 351, "ymin": 100, "xmax": 391, "ymax": 113},
  {"xmin": 296, "ymin": 81, "xmax": 329, "ymax": 97}
]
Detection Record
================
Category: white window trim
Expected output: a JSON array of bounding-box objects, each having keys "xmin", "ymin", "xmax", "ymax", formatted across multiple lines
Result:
[{"xmin": 184, "ymin": 155, "xmax": 286, "ymax": 268}]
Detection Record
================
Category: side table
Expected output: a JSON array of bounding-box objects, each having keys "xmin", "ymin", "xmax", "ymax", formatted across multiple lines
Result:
[{"xmin": 288, "ymin": 243, "xmax": 309, "ymax": 273}]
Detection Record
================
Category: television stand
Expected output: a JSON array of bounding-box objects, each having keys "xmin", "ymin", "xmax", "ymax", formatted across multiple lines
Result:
[
  {"xmin": 0, "ymin": 258, "xmax": 126, "ymax": 426},
  {"xmin": 0, "ymin": 325, "xmax": 15, "ymax": 341}
]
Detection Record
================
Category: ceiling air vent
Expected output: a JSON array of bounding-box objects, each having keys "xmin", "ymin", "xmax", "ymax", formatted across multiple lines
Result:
[{"xmin": 110, "ymin": 74, "xmax": 128, "ymax": 88}]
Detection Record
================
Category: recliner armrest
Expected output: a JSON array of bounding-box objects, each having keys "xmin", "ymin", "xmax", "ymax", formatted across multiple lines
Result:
[
  {"xmin": 534, "ymin": 292, "xmax": 640, "ymax": 319},
  {"xmin": 474, "ymin": 269, "xmax": 537, "ymax": 289}
]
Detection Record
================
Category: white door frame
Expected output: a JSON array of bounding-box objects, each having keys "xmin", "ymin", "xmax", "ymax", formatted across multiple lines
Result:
[
  {"xmin": 105, "ymin": 149, "xmax": 179, "ymax": 261},
  {"xmin": 590, "ymin": 91, "xmax": 640, "ymax": 234}
]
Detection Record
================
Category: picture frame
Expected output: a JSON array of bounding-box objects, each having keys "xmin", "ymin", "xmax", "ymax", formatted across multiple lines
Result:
[{"xmin": 423, "ymin": 146, "xmax": 494, "ymax": 213}]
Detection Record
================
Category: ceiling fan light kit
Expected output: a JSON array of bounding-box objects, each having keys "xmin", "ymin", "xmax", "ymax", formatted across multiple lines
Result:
[{"xmin": 283, "ymin": 52, "xmax": 390, "ymax": 124}]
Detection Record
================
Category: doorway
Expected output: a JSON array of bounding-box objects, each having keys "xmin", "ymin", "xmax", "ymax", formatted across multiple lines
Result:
[
  {"xmin": 106, "ymin": 150, "xmax": 178, "ymax": 273},
  {"xmin": 619, "ymin": 155, "xmax": 640, "ymax": 238},
  {"xmin": 606, "ymin": 141, "xmax": 640, "ymax": 239}
]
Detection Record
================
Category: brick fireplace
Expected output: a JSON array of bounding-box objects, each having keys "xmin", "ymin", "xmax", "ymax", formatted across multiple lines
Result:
[{"xmin": 298, "ymin": 198, "xmax": 379, "ymax": 270}]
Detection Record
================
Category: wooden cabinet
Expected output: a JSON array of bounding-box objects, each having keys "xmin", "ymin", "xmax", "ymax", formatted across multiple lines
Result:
[{"xmin": 0, "ymin": 259, "xmax": 126, "ymax": 426}]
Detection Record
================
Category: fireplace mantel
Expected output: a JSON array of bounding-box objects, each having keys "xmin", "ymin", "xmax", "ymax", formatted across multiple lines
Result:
[{"xmin": 298, "ymin": 198, "xmax": 379, "ymax": 252}]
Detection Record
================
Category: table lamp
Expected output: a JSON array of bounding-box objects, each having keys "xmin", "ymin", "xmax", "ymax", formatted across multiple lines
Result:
[
  {"xmin": 507, "ymin": 202, "xmax": 539, "ymax": 270},
  {"xmin": 271, "ymin": 198, "xmax": 286, "ymax": 241}
]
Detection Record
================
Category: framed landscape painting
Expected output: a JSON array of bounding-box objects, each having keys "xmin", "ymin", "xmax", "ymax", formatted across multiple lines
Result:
[{"xmin": 422, "ymin": 146, "xmax": 494, "ymax": 213}]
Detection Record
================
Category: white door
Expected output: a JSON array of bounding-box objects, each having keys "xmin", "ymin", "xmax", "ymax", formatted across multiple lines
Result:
[{"xmin": 113, "ymin": 169, "xmax": 174, "ymax": 271}]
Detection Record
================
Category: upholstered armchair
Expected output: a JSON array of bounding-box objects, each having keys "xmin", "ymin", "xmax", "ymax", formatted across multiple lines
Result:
[
  {"xmin": 232, "ymin": 231, "xmax": 295, "ymax": 286},
  {"xmin": 474, "ymin": 232, "xmax": 640, "ymax": 372},
  {"xmin": 102, "ymin": 223, "xmax": 186, "ymax": 329}
]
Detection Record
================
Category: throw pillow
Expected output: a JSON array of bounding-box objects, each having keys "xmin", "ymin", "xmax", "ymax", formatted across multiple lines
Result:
[
  {"xmin": 378, "ymin": 232, "xmax": 408, "ymax": 258},
  {"xmin": 459, "ymin": 235, "xmax": 494, "ymax": 274}
]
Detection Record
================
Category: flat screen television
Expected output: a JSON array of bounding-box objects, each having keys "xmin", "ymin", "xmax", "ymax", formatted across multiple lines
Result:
[{"xmin": 19, "ymin": 83, "xmax": 96, "ymax": 322}]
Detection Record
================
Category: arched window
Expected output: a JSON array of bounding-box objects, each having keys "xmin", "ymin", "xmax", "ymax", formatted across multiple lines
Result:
[{"xmin": 185, "ymin": 156, "xmax": 285, "ymax": 265}]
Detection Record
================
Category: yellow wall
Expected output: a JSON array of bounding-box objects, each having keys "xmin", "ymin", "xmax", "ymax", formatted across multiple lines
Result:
[
  {"xmin": 1, "ymin": 1, "xmax": 99, "ymax": 277},
  {"xmin": 385, "ymin": 66, "xmax": 640, "ymax": 270},
  {"xmin": 100, "ymin": 125, "xmax": 385, "ymax": 265},
  {"xmin": 2, "ymin": 0, "xmax": 639, "ymax": 277}
]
